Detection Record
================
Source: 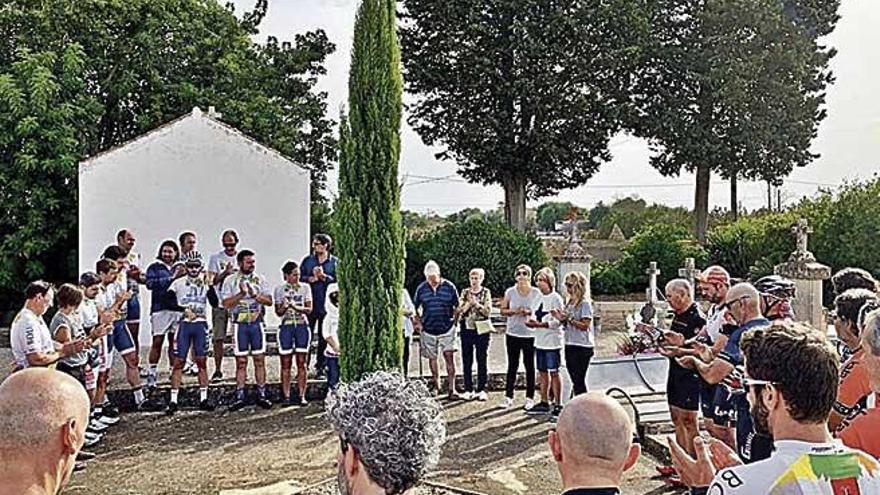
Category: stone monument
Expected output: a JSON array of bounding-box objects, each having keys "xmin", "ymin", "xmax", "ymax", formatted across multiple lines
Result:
[
  {"xmin": 678, "ymin": 257, "xmax": 699, "ymax": 300},
  {"xmin": 555, "ymin": 210, "xmax": 593, "ymax": 299},
  {"xmin": 774, "ymin": 218, "xmax": 831, "ymax": 329}
]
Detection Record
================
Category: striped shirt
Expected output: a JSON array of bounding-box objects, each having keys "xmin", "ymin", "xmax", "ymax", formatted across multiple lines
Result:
[{"xmin": 413, "ymin": 280, "xmax": 459, "ymax": 335}]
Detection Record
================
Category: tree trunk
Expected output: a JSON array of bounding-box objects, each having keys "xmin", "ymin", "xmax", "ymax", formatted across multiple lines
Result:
[
  {"xmin": 730, "ymin": 172, "xmax": 738, "ymax": 220},
  {"xmin": 503, "ymin": 175, "xmax": 528, "ymax": 231},
  {"xmin": 694, "ymin": 164, "xmax": 710, "ymax": 243}
]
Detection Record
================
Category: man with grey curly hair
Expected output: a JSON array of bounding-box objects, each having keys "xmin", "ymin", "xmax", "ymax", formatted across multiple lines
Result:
[{"xmin": 326, "ymin": 371, "xmax": 446, "ymax": 495}]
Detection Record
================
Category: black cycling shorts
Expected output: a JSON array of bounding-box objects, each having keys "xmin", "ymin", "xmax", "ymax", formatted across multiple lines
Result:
[{"xmin": 667, "ymin": 364, "xmax": 701, "ymax": 412}]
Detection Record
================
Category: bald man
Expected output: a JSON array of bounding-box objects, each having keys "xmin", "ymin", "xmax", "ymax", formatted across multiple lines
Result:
[
  {"xmin": 548, "ymin": 392, "xmax": 640, "ymax": 495},
  {"xmin": 0, "ymin": 368, "xmax": 91, "ymax": 495}
]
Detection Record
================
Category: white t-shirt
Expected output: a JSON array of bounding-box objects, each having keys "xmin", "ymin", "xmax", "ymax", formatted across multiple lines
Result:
[
  {"xmin": 323, "ymin": 283, "xmax": 340, "ymax": 357},
  {"xmin": 220, "ymin": 271, "xmax": 270, "ymax": 323},
  {"xmin": 208, "ymin": 250, "xmax": 237, "ymax": 291},
  {"xmin": 710, "ymin": 440, "xmax": 880, "ymax": 494},
  {"xmin": 531, "ymin": 291, "xmax": 564, "ymax": 350},
  {"xmin": 124, "ymin": 250, "xmax": 142, "ymax": 292},
  {"xmin": 505, "ymin": 286, "xmax": 542, "ymax": 339},
  {"xmin": 79, "ymin": 298, "xmax": 99, "ymax": 329},
  {"xmin": 96, "ymin": 282, "xmax": 126, "ymax": 321},
  {"xmin": 273, "ymin": 283, "xmax": 312, "ymax": 326},
  {"xmin": 170, "ymin": 276, "xmax": 210, "ymax": 322},
  {"xmin": 705, "ymin": 304, "xmax": 730, "ymax": 343},
  {"xmin": 10, "ymin": 308, "xmax": 56, "ymax": 369},
  {"xmin": 401, "ymin": 288, "xmax": 415, "ymax": 338}
]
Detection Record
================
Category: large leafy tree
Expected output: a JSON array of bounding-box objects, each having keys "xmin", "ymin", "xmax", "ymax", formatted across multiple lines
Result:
[
  {"xmin": 631, "ymin": 0, "xmax": 840, "ymax": 242},
  {"xmin": 0, "ymin": 0, "xmax": 337, "ymax": 302},
  {"xmin": 400, "ymin": 0, "xmax": 649, "ymax": 230},
  {"xmin": 335, "ymin": 0, "xmax": 405, "ymax": 380}
]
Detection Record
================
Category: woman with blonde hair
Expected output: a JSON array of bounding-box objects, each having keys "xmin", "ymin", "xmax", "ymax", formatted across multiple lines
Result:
[
  {"xmin": 499, "ymin": 264, "xmax": 541, "ymax": 410},
  {"xmin": 551, "ymin": 271, "xmax": 594, "ymax": 396},
  {"xmin": 525, "ymin": 267, "xmax": 564, "ymax": 418},
  {"xmin": 457, "ymin": 268, "xmax": 492, "ymax": 401}
]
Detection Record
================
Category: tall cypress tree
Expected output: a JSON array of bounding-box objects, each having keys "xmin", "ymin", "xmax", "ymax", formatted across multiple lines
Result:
[{"xmin": 335, "ymin": 0, "xmax": 404, "ymax": 381}]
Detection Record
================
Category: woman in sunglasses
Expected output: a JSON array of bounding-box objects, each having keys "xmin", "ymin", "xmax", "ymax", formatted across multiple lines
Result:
[
  {"xmin": 552, "ymin": 271, "xmax": 593, "ymax": 398},
  {"xmin": 498, "ymin": 264, "xmax": 541, "ymax": 410}
]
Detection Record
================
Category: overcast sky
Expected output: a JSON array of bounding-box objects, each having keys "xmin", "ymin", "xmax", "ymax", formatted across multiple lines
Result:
[{"xmin": 231, "ymin": 0, "xmax": 880, "ymax": 214}]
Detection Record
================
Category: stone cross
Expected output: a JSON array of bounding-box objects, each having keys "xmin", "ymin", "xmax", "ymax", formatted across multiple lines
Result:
[
  {"xmin": 646, "ymin": 262, "xmax": 660, "ymax": 303},
  {"xmin": 793, "ymin": 218, "xmax": 813, "ymax": 256},
  {"xmin": 678, "ymin": 257, "xmax": 698, "ymax": 299}
]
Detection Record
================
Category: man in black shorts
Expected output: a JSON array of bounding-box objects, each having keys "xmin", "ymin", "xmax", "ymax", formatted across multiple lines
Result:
[{"xmin": 659, "ymin": 279, "xmax": 706, "ymax": 459}]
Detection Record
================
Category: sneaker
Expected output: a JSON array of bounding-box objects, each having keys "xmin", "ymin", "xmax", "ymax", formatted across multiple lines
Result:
[
  {"xmin": 297, "ymin": 397, "xmax": 308, "ymax": 407},
  {"xmin": 102, "ymin": 403, "xmax": 120, "ymax": 418},
  {"xmin": 199, "ymin": 399, "xmax": 216, "ymax": 412},
  {"xmin": 211, "ymin": 370, "xmax": 223, "ymax": 383},
  {"xmin": 84, "ymin": 433, "xmax": 103, "ymax": 448},
  {"xmin": 461, "ymin": 391, "xmax": 474, "ymax": 401},
  {"xmin": 256, "ymin": 397, "xmax": 273, "ymax": 410},
  {"xmin": 476, "ymin": 391, "xmax": 489, "ymax": 402},
  {"xmin": 137, "ymin": 397, "xmax": 166, "ymax": 412},
  {"xmin": 74, "ymin": 461, "xmax": 88, "ymax": 472},
  {"xmin": 526, "ymin": 402, "xmax": 551, "ymax": 415},
  {"xmin": 228, "ymin": 398, "xmax": 247, "ymax": 412},
  {"xmin": 138, "ymin": 366, "xmax": 149, "ymax": 379},
  {"xmin": 497, "ymin": 397, "xmax": 515, "ymax": 410},
  {"xmin": 87, "ymin": 419, "xmax": 108, "ymax": 433},
  {"xmin": 523, "ymin": 398, "xmax": 535, "ymax": 411},
  {"xmin": 77, "ymin": 450, "xmax": 97, "ymax": 461},
  {"xmin": 656, "ymin": 465, "xmax": 678, "ymax": 477},
  {"xmin": 279, "ymin": 397, "xmax": 295, "ymax": 408},
  {"xmin": 95, "ymin": 414, "xmax": 120, "ymax": 427},
  {"xmin": 550, "ymin": 404, "xmax": 563, "ymax": 421},
  {"xmin": 165, "ymin": 402, "xmax": 178, "ymax": 416}
]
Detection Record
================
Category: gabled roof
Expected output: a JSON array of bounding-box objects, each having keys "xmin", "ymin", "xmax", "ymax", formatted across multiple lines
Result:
[{"xmin": 79, "ymin": 107, "xmax": 309, "ymax": 176}]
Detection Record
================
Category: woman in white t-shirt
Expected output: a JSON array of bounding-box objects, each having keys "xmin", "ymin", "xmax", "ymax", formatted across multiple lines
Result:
[
  {"xmin": 498, "ymin": 264, "xmax": 542, "ymax": 410},
  {"xmin": 552, "ymin": 271, "xmax": 594, "ymax": 396},
  {"xmin": 526, "ymin": 267, "xmax": 564, "ymax": 417}
]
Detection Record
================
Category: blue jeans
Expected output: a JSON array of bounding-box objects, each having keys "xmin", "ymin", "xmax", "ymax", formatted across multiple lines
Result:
[
  {"xmin": 460, "ymin": 327, "xmax": 490, "ymax": 393},
  {"xmin": 326, "ymin": 356, "xmax": 340, "ymax": 391}
]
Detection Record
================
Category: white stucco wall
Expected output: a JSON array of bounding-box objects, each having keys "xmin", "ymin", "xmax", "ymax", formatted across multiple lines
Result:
[{"xmin": 79, "ymin": 108, "xmax": 310, "ymax": 339}]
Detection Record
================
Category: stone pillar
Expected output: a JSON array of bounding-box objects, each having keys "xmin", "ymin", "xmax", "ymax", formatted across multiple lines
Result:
[
  {"xmin": 774, "ymin": 218, "xmax": 831, "ymax": 330},
  {"xmin": 555, "ymin": 222, "xmax": 593, "ymax": 300}
]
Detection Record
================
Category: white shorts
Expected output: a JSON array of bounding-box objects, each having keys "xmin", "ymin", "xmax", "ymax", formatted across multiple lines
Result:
[
  {"xmin": 151, "ymin": 310, "xmax": 181, "ymax": 336},
  {"xmin": 420, "ymin": 329, "xmax": 458, "ymax": 360}
]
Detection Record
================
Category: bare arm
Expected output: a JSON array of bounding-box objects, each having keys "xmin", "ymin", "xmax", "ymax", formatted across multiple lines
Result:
[{"xmin": 694, "ymin": 358, "xmax": 734, "ymax": 385}]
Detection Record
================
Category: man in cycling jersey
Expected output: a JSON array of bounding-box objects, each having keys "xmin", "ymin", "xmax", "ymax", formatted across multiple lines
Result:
[{"xmin": 670, "ymin": 323, "xmax": 880, "ymax": 494}]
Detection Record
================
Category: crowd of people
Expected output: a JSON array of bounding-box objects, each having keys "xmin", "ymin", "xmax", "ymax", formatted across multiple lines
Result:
[{"xmin": 4, "ymin": 224, "xmax": 880, "ymax": 494}]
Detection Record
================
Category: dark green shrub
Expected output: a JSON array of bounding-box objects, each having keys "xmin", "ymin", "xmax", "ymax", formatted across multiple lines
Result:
[
  {"xmin": 405, "ymin": 218, "xmax": 548, "ymax": 296},
  {"xmin": 591, "ymin": 260, "xmax": 629, "ymax": 296},
  {"xmin": 706, "ymin": 210, "xmax": 798, "ymax": 279},
  {"xmin": 616, "ymin": 224, "xmax": 708, "ymax": 291}
]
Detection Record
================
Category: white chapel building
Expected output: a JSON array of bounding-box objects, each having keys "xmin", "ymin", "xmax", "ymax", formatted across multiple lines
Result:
[{"xmin": 79, "ymin": 107, "xmax": 311, "ymax": 336}]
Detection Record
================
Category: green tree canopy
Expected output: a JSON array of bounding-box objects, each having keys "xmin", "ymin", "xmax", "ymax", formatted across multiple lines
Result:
[
  {"xmin": 0, "ymin": 0, "xmax": 337, "ymax": 302},
  {"xmin": 630, "ymin": 0, "xmax": 840, "ymax": 242},
  {"xmin": 400, "ymin": 0, "xmax": 649, "ymax": 230},
  {"xmin": 535, "ymin": 202, "xmax": 578, "ymax": 232}
]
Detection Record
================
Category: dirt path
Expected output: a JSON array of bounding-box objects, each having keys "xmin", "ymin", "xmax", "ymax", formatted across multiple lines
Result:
[{"xmin": 65, "ymin": 391, "xmax": 682, "ymax": 495}]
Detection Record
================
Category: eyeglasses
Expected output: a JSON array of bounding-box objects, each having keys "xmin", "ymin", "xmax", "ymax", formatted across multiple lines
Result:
[
  {"xmin": 516, "ymin": 271, "xmax": 530, "ymax": 277},
  {"xmin": 565, "ymin": 282, "xmax": 574, "ymax": 288},
  {"xmin": 742, "ymin": 377, "xmax": 779, "ymax": 389},
  {"xmin": 720, "ymin": 295, "xmax": 750, "ymax": 311}
]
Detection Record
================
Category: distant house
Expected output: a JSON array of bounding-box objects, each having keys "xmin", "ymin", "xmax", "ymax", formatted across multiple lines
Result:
[{"xmin": 79, "ymin": 107, "xmax": 310, "ymax": 334}]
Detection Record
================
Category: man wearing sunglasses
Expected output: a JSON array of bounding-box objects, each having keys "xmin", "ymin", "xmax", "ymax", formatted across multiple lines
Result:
[
  {"xmin": 671, "ymin": 324, "xmax": 880, "ymax": 494},
  {"xmin": 677, "ymin": 283, "xmax": 771, "ymax": 464}
]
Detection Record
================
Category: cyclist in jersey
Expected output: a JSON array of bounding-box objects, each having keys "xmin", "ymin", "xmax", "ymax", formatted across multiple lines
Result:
[
  {"xmin": 166, "ymin": 252, "xmax": 215, "ymax": 414},
  {"xmin": 839, "ymin": 309, "xmax": 880, "ymax": 458},
  {"xmin": 693, "ymin": 266, "xmax": 737, "ymax": 448},
  {"xmin": 274, "ymin": 261, "xmax": 313, "ymax": 406},
  {"xmin": 670, "ymin": 323, "xmax": 880, "ymax": 495},
  {"xmin": 829, "ymin": 290, "xmax": 878, "ymax": 434},
  {"xmin": 221, "ymin": 249, "xmax": 273, "ymax": 411}
]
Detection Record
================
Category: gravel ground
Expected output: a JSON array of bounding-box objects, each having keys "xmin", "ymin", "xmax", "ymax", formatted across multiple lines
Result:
[{"xmin": 60, "ymin": 391, "xmax": 681, "ymax": 495}]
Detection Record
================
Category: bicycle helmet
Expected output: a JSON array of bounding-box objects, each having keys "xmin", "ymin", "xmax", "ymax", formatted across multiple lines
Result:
[{"xmin": 754, "ymin": 275, "xmax": 796, "ymax": 300}]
